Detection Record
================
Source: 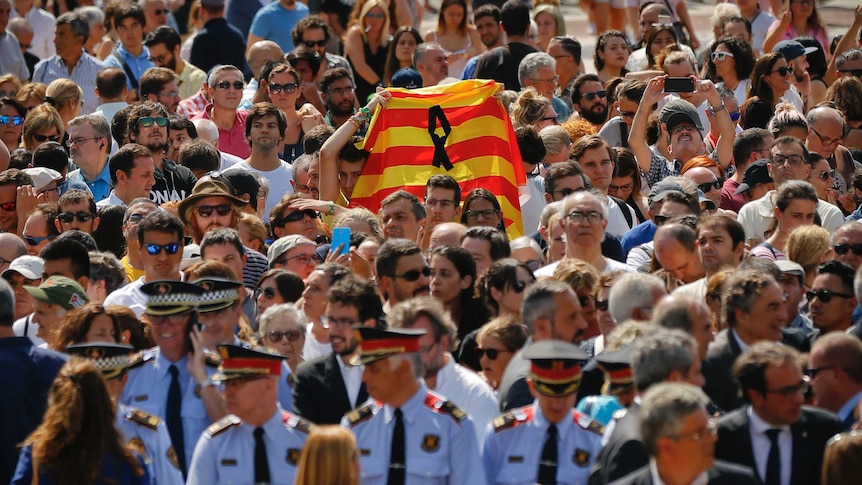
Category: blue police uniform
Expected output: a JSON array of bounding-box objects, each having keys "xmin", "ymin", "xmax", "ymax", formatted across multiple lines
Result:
[
  {"xmin": 482, "ymin": 403, "xmax": 604, "ymax": 485},
  {"xmin": 121, "ymin": 349, "xmax": 217, "ymax": 471},
  {"xmin": 343, "ymin": 384, "xmax": 486, "ymax": 485},
  {"xmin": 116, "ymin": 404, "xmax": 184, "ymax": 485},
  {"xmin": 186, "ymin": 407, "xmax": 311, "ymax": 485}
]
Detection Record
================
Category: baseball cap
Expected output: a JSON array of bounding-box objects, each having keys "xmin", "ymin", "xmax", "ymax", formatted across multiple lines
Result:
[
  {"xmin": 648, "ymin": 179, "xmax": 686, "ymax": 205},
  {"xmin": 200, "ymin": 0, "xmax": 224, "ymax": 6},
  {"xmin": 22, "ymin": 167, "xmax": 62, "ymax": 192},
  {"xmin": 775, "ymin": 260, "xmax": 805, "ymax": 286},
  {"xmin": 2, "ymin": 255, "xmax": 43, "ymax": 280},
  {"xmin": 734, "ymin": 159, "xmax": 773, "ymax": 195},
  {"xmin": 391, "ymin": 68, "xmax": 422, "ymax": 89},
  {"xmin": 659, "ymin": 99, "xmax": 704, "ymax": 134},
  {"xmin": 696, "ymin": 189, "xmax": 717, "ymax": 211},
  {"xmin": 772, "ymin": 40, "xmax": 818, "ymax": 62},
  {"xmin": 24, "ymin": 275, "xmax": 88, "ymax": 310},
  {"xmin": 268, "ymin": 235, "xmax": 316, "ymax": 265}
]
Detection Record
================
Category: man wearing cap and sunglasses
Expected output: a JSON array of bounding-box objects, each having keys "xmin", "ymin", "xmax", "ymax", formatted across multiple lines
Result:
[{"xmin": 178, "ymin": 178, "xmax": 247, "ymax": 244}]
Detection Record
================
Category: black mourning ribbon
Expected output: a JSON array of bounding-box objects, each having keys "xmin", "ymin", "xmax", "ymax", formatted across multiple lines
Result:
[{"xmin": 428, "ymin": 105, "xmax": 453, "ymax": 171}]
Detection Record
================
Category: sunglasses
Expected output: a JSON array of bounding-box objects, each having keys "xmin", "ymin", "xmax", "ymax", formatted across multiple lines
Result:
[
  {"xmin": 729, "ymin": 111, "xmax": 741, "ymax": 121},
  {"xmin": 770, "ymin": 66, "xmax": 793, "ymax": 76},
  {"xmin": 711, "ymin": 51, "xmax": 735, "ymax": 62},
  {"xmin": 596, "ymin": 299, "xmax": 609, "ymax": 311},
  {"xmin": 217, "ymin": 80, "xmax": 245, "ymax": 90},
  {"xmin": 616, "ymin": 108, "xmax": 636, "ymax": 119},
  {"xmin": 265, "ymin": 329, "xmax": 303, "ymax": 343},
  {"xmin": 255, "ymin": 287, "xmax": 277, "ymax": 299},
  {"xmin": 817, "ymin": 169, "xmax": 835, "ymax": 181},
  {"xmin": 58, "ymin": 211, "xmax": 94, "ymax": 223},
  {"xmin": 578, "ymin": 294, "xmax": 593, "ymax": 308},
  {"xmin": 145, "ymin": 242, "xmax": 181, "ymax": 255},
  {"xmin": 0, "ymin": 115, "xmax": 24, "ymax": 126},
  {"xmin": 394, "ymin": 266, "xmax": 431, "ymax": 281},
  {"xmin": 139, "ymin": 116, "xmax": 169, "ymax": 128},
  {"xmin": 153, "ymin": 8, "xmax": 167, "ymax": 15},
  {"xmin": 269, "ymin": 82, "xmax": 299, "ymax": 94},
  {"xmin": 195, "ymin": 204, "xmax": 232, "ymax": 218},
  {"xmin": 697, "ymin": 180, "xmax": 722, "ymax": 192},
  {"xmin": 512, "ymin": 279, "xmax": 534, "ymax": 294},
  {"xmin": 833, "ymin": 243, "xmax": 862, "ymax": 256},
  {"xmin": 653, "ymin": 214, "xmax": 672, "ymax": 226},
  {"xmin": 806, "ymin": 289, "xmax": 854, "ymax": 303},
  {"xmin": 23, "ymin": 234, "xmax": 57, "ymax": 246},
  {"xmin": 282, "ymin": 209, "xmax": 319, "ymax": 223},
  {"xmin": 303, "ymin": 40, "xmax": 328, "ymax": 48},
  {"xmin": 32, "ymin": 133, "xmax": 60, "ymax": 142},
  {"xmin": 839, "ymin": 69, "xmax": 862, "ymax": 77},
  {"xmin": 0, "ymin": 201, "xmax": 15, "ymax": 212},
  {"xmin": 581, "ymin": 90, "xmax": 607, "ymax": 101},
  {"xmin": 475, "ymin": 347, "xmax": 510, "ymax": 360}
]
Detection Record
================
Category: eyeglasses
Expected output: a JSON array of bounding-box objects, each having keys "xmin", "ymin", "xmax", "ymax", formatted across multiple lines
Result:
[
  {"xmin": 541, "ymin": 116, "xmax": 560, "ymax": 124},
  {"xmin": 806, "ymin": 289, "xmax": 854, "ymax": 303},
  {"xmin": 65, "ymin": 136, "xmax": 100, "ymax": 147},
  {"xmin": 217, "ymin": 80, "xmax": 245, "ymax": 90},
  {"xmin": 138, "ymin": 117, "xmax": 169, "ymax": 128},
  {"xmin": 0, "ymin": 201, "xmax": 16, "ymax": 212},
  {"xmin": 839, "ymin": 69, "xmax": 862, "ymax": 77},
  {"xmin": 394, "ymin": 266, "xmax": 431, "ymax": 281},
  {"xmin": 670, "ymin": 419, "xmax": 718, "ymax": 441},
  {"xmin": 566, "ymin": 210, "xmax": 604, "ymax": 224},
  {"xmin": 22, "ymin": 233, "xmax": 56, "ymax": 246},
  {"xmin": 304, "ymin": 40, "xmax": 328, "ymax": 48},
  {"xmin": 147, "ymin": 55, "xmax": 169, "ymax": 64},
  {"xmin": 554, "ymin": 187, "xmax": 584, "ymax": 197},
  {"xmin": 765, "ymin": 378, "xmax": 810, "ymax": 398},
  {"xmin": 280, "ymin": 209, "xmax": 319, "ymax": 224},
  {"xmin": 425, "ymin": 198, "xmax": 457, "ymax": 209},
  {"xmin": 532, "ymin": 75, "xmax": 559, "ymax": 84},
  {"xmin": 32, "ymin": 133, "xmax": 60, "ymax": 142},
  {"xmin": 195, "ymin": 204, "xmax": 232, "ymax": 218},
  {"xmin": 711, "ymin": 51, "xmax": 735, "ymax": 62},
  {"xmin": 697, "ymin": 180, "xmax": 722, "ymax": 192},
  {"xmin": 616, "ymin": 108, "xmax": 636, "ymax": 119},
  {"xmin": 0, "ymin": 115, "xmax": 23, "ymax": 126},
  {"xmin": 810, "ymin": 127, "xmax": 842, "ymax": 146},
  {"xmin": 817, "ymin": 169, "xmax": 835, "ymax": 181},
  {"xmin": 328, "ymin": 86, "xmax": 355, "ymax": 96},
  {"xmin": 769, "ymin": 66, "xmax": 793, "ymax": 76},
  {"xmin": 144, "ymin": 242, "xmax": 181, "ymax": 255},
  {"xmin": 654, "ymin": 214, "xmax": 672, "ymax": 226},
  {"xmin": 581, "ymin": 90, "xmax": 607, "ymax": 101},
  {"xmin": 578, "ymin": 294, "xmax": 593, "ymax": 308},
  {"xmin": 465, "ymin": 209, "xmax": 500, "ymax": 221},
  {"xmin": 608, "ymin": 183, "xmax": 633, "ymax": 192},
  {"xmin": 475, "ymin": 347, "xmax": 511, "ymax": 360},
  {"xmin": 806, "ymin": 365, "xmax": 843, "ymax": 379},
  {"xmin": 729, "ymin": 111, "xmax": 741, "ymax": 121},
  {"xmin": 671, "ymin": 124, "xmax": 698, "ymax": 136},
  {"xmin": 365, "ymin": 12, "xmax": 385, "ymax": 19},
  {"xmin": 265, "ymin": 329, "xmax": 303, "ymax": 343},
  {"xmin": 0, "ymin": 90, "xmax": 17, "ymax": 98},
  {"xmin": 596, "ymin": 299, "xmax": 609, "ymax": 311},
  {"xmin": 769, "ymin": 154, "xmax": 806, "ymax": 166},
  {"xmin": 320, "ymin": 315, "xmax": 360, "ymax": 328},
  {"xmin": 512, "ymin": 279, "xmax": 534, "ymax": 294},
  {"xmin": 150, "ymin": 312, "xmax": 191, "ymax": 326},
  {"xmin": 269, "ymin": 82, "xmax": 299, "ymax": 94},
  {"xmin": 58, "ymin": 211, "xmax": 95, "ymax": 223},
  {"xmin": 158, "ymin": 91, "xmax": 180, "ymax": 99},
  {"xmin": 834, "ymin": 243, "xmax": 862, "ymax": 256},
  {"xmin": 254, "ymin": 287, "xmax": 277, "ymax": 300},
  {"xmin": 127, "ymin": 212, "xmax": 147, "ymax": 224}
]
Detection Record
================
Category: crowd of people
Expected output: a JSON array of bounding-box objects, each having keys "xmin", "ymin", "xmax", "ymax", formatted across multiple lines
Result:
[{"xmin": 5, "ymin": 0, "xmax": 862, "ymax": 483}]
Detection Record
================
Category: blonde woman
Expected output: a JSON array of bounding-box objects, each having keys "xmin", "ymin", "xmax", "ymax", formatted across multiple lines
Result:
[
  {"xmin": 22, "ymin": 103, "xmax": 65, "ymax": 151},
  {"xmin": 344, "ymin": 0, "xmax": 390, "ymax": 104},
  {"xmin": 44, "ymin": 78, "xmax": 83, "ymax": 131},
  {"xmin": 786, "ymin": 224, "xmax": 832, "ymax": 287},
  {"xmin": 295, "ymin": 425, "xmax": 360, "ymax": 485}
]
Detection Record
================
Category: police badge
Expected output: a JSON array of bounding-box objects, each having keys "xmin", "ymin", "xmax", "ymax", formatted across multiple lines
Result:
[{"xmin": 421, "ymin": 434, "xmax": 440, "ymax": 452}]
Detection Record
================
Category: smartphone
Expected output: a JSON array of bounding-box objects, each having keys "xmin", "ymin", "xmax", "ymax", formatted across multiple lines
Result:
[
  {"xmin": 664, "ymin": 77, "xmax": 695, "ymax": 93},
  {"xmin": 331, "ymin": 227, "xmax": 351, "ymax": 256}
]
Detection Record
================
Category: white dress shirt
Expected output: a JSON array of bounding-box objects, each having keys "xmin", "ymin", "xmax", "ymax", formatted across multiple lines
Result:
[
  {"xmin": 431, "ymin": 353, "xmax": 499, "ymax": 446},
  {"xmin": 748, "ymin": 406, "xmax": 792, "ymax": 485},
  {"xmin": 11, "ymin": 6, "xmax": 55, "ymax": 60},
  {"xmin": 336, "ymin": 353, "xmax": 364, "ymax": 409}
]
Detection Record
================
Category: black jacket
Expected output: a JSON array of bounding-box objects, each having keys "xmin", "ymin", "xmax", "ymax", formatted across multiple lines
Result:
[
  {"xmin": 608, "ymin": 461, "xmax": 758, "ymax": 485},
  {"xmin": 292, "ymin": 352, "xmax": 369, "ymax": 425}
]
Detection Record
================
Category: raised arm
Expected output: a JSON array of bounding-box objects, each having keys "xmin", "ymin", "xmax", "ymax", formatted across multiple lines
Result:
[{"xmin": 628, "ymin": 76, "xmax": 668, "ymax": 175}]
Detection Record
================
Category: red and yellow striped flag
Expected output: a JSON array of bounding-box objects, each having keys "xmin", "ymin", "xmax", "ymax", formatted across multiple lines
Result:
[{"xmin": 349, "ymin": 79, "xmax": 527, "ymax": 239}]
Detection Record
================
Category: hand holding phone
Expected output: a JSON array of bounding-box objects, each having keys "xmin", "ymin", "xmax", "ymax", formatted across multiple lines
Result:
[{"xmin": 664, "ymin": 77, "xmax": 695, "ymax": 93}]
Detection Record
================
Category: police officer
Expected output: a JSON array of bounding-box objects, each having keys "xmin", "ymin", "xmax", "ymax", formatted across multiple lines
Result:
[
  {"xmin": 343, "ymin": 323, "xmax": 486, "ymax": 485},
  {"xmin": 192, "ymin": 276, "xmax": 245, "ymax": 350},
  {"xmin": 121, "ymin": 280, "xmax": 227, "ymax": 479},
  {"xmin": 186, "ymin": 344, "xmax": 311, "ymax": 485},
  {"xmin": 67, "ymin": 342, "xmax": 184, "ymax": 485},
  {"xmin": 483, "ymin": 340, "xmax": 605, "ymax": 485}
]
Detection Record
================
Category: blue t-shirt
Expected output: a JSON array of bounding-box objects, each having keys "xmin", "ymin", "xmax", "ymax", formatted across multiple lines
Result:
[{"xmin": 249, "ymin": 2, "xmax": 309, "ymax": 52}]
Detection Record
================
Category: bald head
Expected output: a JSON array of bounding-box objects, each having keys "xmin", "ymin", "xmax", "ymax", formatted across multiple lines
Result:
[
  {"xmin": 192, "ymin": 118, "xmax": 220, "ymax": 147},
  {"xmin": 248, "ymin": 41, "xmax": 283, "ymax": 78},
  {"xmin": 0, "ymin": 233, "xmax": 27, "ymax": 269},
  {"xmin": 429, "ymin": 222, "xmax": 468, "ymax": 251},
  {"xmin": 652, "ymin": 294, "xmax": 713, "ymax": 360}
]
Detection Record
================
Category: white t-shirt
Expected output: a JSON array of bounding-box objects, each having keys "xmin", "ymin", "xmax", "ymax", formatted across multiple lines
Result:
[
  {"xmin": 302, "ymin": 322, "xmax": 332, "ymax": 361},
  {"xmin": 607, "ymin": 196, "xmax": 638, "ymax": 236},
  {"xmin": 223, "ymin": 159, "xmax": 294, "ymax": 219}
]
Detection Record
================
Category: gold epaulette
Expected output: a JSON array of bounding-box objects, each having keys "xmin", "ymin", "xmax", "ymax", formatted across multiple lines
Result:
[
  {"xmin": 126, "ymin": 408, "xmax": 161, "ymax": 430},
  {"xmin": 205, "ymin": 415, "xmax": 241, "ymax": 438}
]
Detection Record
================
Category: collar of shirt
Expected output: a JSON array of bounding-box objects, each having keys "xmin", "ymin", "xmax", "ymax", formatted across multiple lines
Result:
[
  {"xmin": 157, "ymin": 350, "xmax": 190, "ymax": 379},
  {"xmin": 747, "ymin": 404, "xmax": 791, "ymax": 433},
  {"xmin": 730, "ymin": 328, "xmax": 751, "ymax": 354},
  {"xmin": 839, "ymin": 390, "xmax": 862, "ymax": 422},
  {"xmin": 384, "ymin": 382, "xmax": 428, "ymax": 424},
  {"xmin": 115, "ymin": 42, "xmax": 150, "ymax": 62},
  {"xmin": 649, "ymin": 458, "xmax": 709, "ymax": 485}
]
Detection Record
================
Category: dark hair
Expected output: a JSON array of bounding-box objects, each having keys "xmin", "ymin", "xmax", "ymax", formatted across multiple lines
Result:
[
  {"xmin": 515, "ymin": 125, "xmax": 546, "ymax": 165},
  {"xmin": 816, "ymin": 260, "xmax": 856, "ymax": 294},
  {"xmin": 57, "ymin": 230, "xmax": 98, "ymax": 252},
  {"xmin": 143, "ymin": 25, "xmax": 182, "ymax": 51},
  {"xmin": 320, "ymin": 68, "xmax": 353, "ymax": 94},
  {"xmin": 550, "ymin": 36, "xmax": 582, "ymax": 65},
  {"xmin": 254, "ymin": 268, "xmax": 305, "ymax": 303},
  {"xmin": 572, "ymin": 73, "xmax": 602, "ymax": 104},
  {"xmin": 500, "ymin": 0, "xmax": 530, "ymax": 37},
  {"xmin": 110, "ymin": 104, "xmax": 135, "ymax": 146},
  {"xmin": 109, "ymin": 143, "xmax": 152, "ymax": 185},
  {"xmin": 127, "ymin": 101, "xmax": 169, "ymax": 141},
  {"xmin": 425, "ymin": 174, "xmax": 461, "ymax": 206},
  {"xmin": 56, "ymin": 12, "xmax": 89, "ymax": 44},
  {"xmin": 112, "ymin": 2, "xmax": 146, "ymax": 29},
  {"xmin": 89, "ymin": 252, "xmax": 126, "ymax": 295},
  {"xmin": 644, "ymin": 26, "xmax": 677, "ymax": 70},
  {"xmin": 0, "ymin": 167, "xmax": 34, "ymax": 187},
  {"xmin": 384, "ymin": 26, "xmax": 422, "ymax": 86},
  {"xmin": 612, "ymin": 147, "xmax": 643, "ymax": 200},
  {"xmin": 376, "ymin": 238, "xmax": 422, "ymax": 278},
  {"xmin": 33, "ymin": 202, "xmax": 60, "ymax": 238},
  {"xmin": 245, "ymin": 102, "xmax": 288, "ymax": 141},
  {"xmin": 32, "ymin": 141, "xmax": 69, "ymax": 173},
  {"xmin": 479, "ymin": 258, "xmax": 534, "ymax": 315},
  {"xmin": 200, "ymin": 227, "xmax": 245, "ymax": 259},
  {"xmin": 429, "ymin": 245, "xmax": 483, "ymax": 336},
  {"xmin": 286, "ymin": 46, "xmax": 322, "ymax": 79},
  {"xmin": 178, "ymin": 139, "xmax": 220, "ymax": 174},
  {"xmin": 59, "ymin": 189, "xmax": 97, "ymax": 216},
  {"xmin": 93, "ymin": 205, "xmax": 129, "ymax": 258},
  {"xmin": 775, "ymin": 180, "xmax": 818, "ymax": 212},
  {"xmin": 705, "ymin": 36, "xmax": 756, "ymax": 84},
  {"xmin": 749, "ymin": 53, "xmax": 785, "ymax": 107},
  {"xmin": 380, "ymin": 190, "xmax": 425, "ymax": 221},
  {"xmin": 462, "ymin": 226, "xmax": 511, "ymax": 260},
  {"xmin": 545, "ymin": 161, "xmax": 586, "ymax": 197},
  {"xmin": 169, "ymin": 115, "xmax": 197, "ymax": 138},
  {"xmin": 733, "ymin": 341, "xmax": 799, "ymax": 401},
  {"xmin": 594, "ymin": 30, "xmax": 630, "ymax": 72},
  {"xmin": 326, "ymin": 274, "xmax": 383, "ymax": 323},
  {"xmin": 696, "ymin": 214, "xmax": 745, "ymax": 252},
  {"xmin": 53, "ymin": 303, "xmax": 122, "ymax": 350},
  {"xmin": 303, "ymin": 124, "xmax": 334, "ymax": 154},
  {"xmin": 40, "ymin": 238, "xmax": 90, "ymax": 280},
  {"xmin": 732, "ymin": 128, "xmax": 773, "ymax": 171},
  {"xmin": 137, "ymin": 210, "xmax": 184, "ymax": 245},
  {"xmin": 291, "ymin": 15, "xmax": 333, "ymax": 47},
  {"xmin": 474, "ymin": 4, "xmax": 501, "ymax": 23},
  {"xmin": 461, "ymin": 188, "xmax": 506, "ymax": 232}
]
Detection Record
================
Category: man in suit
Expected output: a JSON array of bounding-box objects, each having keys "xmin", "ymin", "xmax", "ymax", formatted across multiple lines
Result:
[
  {"xmin": 714, "ymin": 341, "xmax": 842, "ymax": 485},
  {"xmin": 292, "ymin": 274, "xmax": 381, "ymax": 424},
  {"xmin": 590, "ymin": 329, "xmax": 705, "ymax": 485},
  {"xmin": 608, "ymin": 382, "xmax": 757, "ymax": 485},
  {"xmin": 808, "ymin": 333, "xmax": 862, "ymax": 430}
]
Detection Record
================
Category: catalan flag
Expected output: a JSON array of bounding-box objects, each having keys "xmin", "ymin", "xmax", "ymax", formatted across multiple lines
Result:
[{"xmin": 349, "ymin": 80, "xmax": 527, "ymax": 239}]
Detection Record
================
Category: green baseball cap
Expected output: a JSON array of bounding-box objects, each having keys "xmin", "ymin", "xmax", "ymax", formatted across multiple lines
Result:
[{"xmin": 24, "ymin": 275, "xmax": 89, "ymax": 310}]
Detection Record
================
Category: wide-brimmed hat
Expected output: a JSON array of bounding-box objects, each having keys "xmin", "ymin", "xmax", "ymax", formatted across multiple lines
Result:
[{"xmin": 177, "ymin": 180, "xmax": 247, "ymax": 225}]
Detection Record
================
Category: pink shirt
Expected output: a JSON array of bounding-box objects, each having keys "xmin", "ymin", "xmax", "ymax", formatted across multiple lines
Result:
[
  {"xmin": 767, "ymin": 20, "xmax": 829, "ymax": 54},
  {"xmin": 192, "ymin": 104, "xmax": 251, "ymax": 159}
]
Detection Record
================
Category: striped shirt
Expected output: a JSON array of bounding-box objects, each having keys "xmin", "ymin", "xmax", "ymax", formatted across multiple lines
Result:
[{"xmin": 33, "ymin": 51, "xmax": 106, "ymax": 114}]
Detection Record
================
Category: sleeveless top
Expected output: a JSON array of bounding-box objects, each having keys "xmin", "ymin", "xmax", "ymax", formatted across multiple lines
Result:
[
  {"xmin": 351, "ymin": 37, "xmax": 388, "ymax": 104},
  {"xmin": 432, "ymin": 31, "xmax": 472, "ymax": 79}
]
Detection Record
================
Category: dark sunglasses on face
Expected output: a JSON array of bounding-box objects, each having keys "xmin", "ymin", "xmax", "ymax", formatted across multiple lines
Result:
[
  {"xmin": 269, "ymin": 82, "xmax": 299, "ymax": 94},
  {"xmin": 58, "ymin": 211, "xmax": 94, "ymax": 223},
  {"xmin": 475, "ymin": 347, "xmax": 510, "ymax": 360},
  {"xmin": 654, "ymin": 214, "xmax": 672, "ymax": 226},
  {"xmin": 729, "ymin": 111, "xmax": 741, "ymax": 121},
  {"xmin": 153, "ymin": 8, "xmax": 167, "ymax": 15},
  {"xmin": 0, "ymin": 201, "xmax": 16, "ymax": 212},
  {"xmin": 698, "ymin": 180, "xmax": 723, "ymax": 192},
  {"xmin": 839, "ymin": 69, "xmax": 862, "ymax": 77},
  {"xmin": 770, "ymin": 66, "xmax": 793, "ymax": 76},
  {"xmin": 596, "ymin": 299, "xmax": 609, "ymax": 311},
  {"xmin": 145, "ymin": 242, "xmax": 181, "ymax": 255},
  {"xmin": 817, "ymin": 169, "xmax": 835, "ymax": 181},
  {"xmin": 394, "ymin": 266, "xmax": 431, "ymax": 281},
  {"xmin": 581, "ymin": 90, "xmax": 607, "ymax": 101},
  {"xmin": 217, "ymin": 80, "xmax": 245, "ymax": 90},
  {"xmin": 806, "ymin": 289, "xmax": 854, "ymax": 303},
  {"xmin": 255, "ymin": 287, "xmax": 277, "ymax": 299},
  {"xmin": 834, "ymin": 243, "xmax": 862, "ymax": 256},
  {"xmin": 139, "ymin": 116, "xmax": 169, "ymax": 128},
  {"xmin": 265, "ymin": 329, "xmax": 303, "ymax": 343},
  {"xmin": 23, "ymin": 234, "xmax": 56, "ymax": 246},
  {"xmin": 195, "ymin": 204, "xmax": 232, "ymax": 218},
  {"xmin": 512, "ymin": 279, "xmax": 534, "ymax": 294},
  {"xmin": 32, "ymin": 133, "xmax": 60, "ymax": 142},
  {"xmin": 578, "ymin": 294, "xmax": 593, "ymax": 308},
  {"xmin": 0, "ymin": 115, "xmax": 24, "ymax": 126},
  {"xmin": 303, "ymin": 40, "xmax": 328, "ymax": 48},
  {"xmin": 282, "ymin": 209, "xmax": 319, "ymax": 223}
]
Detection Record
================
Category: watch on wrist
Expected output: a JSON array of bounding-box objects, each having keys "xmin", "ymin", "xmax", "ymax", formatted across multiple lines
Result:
[
  {"xmin": 194, "ymin": 377, "xmax": 214, "ymax": 398},
  {"xmin": 709, "ymin": 102, "xmax": 726, "ymax": 114}
]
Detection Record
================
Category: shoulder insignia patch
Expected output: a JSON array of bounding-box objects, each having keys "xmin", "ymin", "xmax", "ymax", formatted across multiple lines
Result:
[
  {"xmin": 204, "ymin": 350, "xmax": 221, "ymax": 367},
  {"xmin": 128, "ymin": 437, "xmax": 147, "ymax": 457},
  {"xmin": 573, "ymin": 410, "xmax": 605, "ymax": 436},
  {"xmin": 345, "ymin": 403, "xmax": 375, "ymax": 427},
  {"xmin": 425, "ymin": 392, "xmax": 466, "ymax": 423},
  {"xmin": 127, "ymin": 409, "xmax": 162, "ymax": 430},
  {"xmin": 282, "ymin": 411, "xmax": 313, "ymax": 434},
  {"xmin": 493, "ymin": 406, "xmax": 534, "ymax": 433},
  {"xmin": 205, "ymin": 415, "xmax": 242, "ymax": 438}
]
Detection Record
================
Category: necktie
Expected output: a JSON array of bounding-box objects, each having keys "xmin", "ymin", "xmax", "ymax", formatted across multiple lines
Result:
[
  {"xmin": 166, "ymin": 365, "xmax": 186, "ymax": 476},
  {"xmin": 765, "ymin": 428, "xmax": 781, "ymax": 485},
  {"xmin": 254, "ymin": 427, "xmax": 271, "ymax": 484},
  {"xmin": 388, "ymin": 408, "xmax": 406, "ymax": 485},
  {"xmin": 537, "ymin": 423, "xmax": 558, "ymax": 485}
]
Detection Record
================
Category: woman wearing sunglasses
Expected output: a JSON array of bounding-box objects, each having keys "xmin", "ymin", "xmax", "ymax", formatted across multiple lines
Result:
[
  {"xmin": 742, "ymin": 52, "xmax": 791, "ymax": 129},
  {"xmin": 474, "ymin": 315, "xmax": 527, "ymax": 391},
  {"xmin": 478, "ymin": 258, "xmax": 535, "ymax": 320},
  {"xmin": 253, "ymin": 269, "xmax": 305, "ymax": 318},
  {"xmin": 266, "ymin": 64, "xmax": 324, "ymax": 163},
  {"xmin": 258, "ymin": 302, "xmax": 307, "ymax": 410},
  {"xmin": 0, "ymin": 97, "xmax": 26, "ymax": 152},
  {"xmin": 21, "ymin": 103, "xmax": 64, "ymax": 151},
  {"xmin": 703, "ymin": 36, "xmax": 756, "ymax": 106}
]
